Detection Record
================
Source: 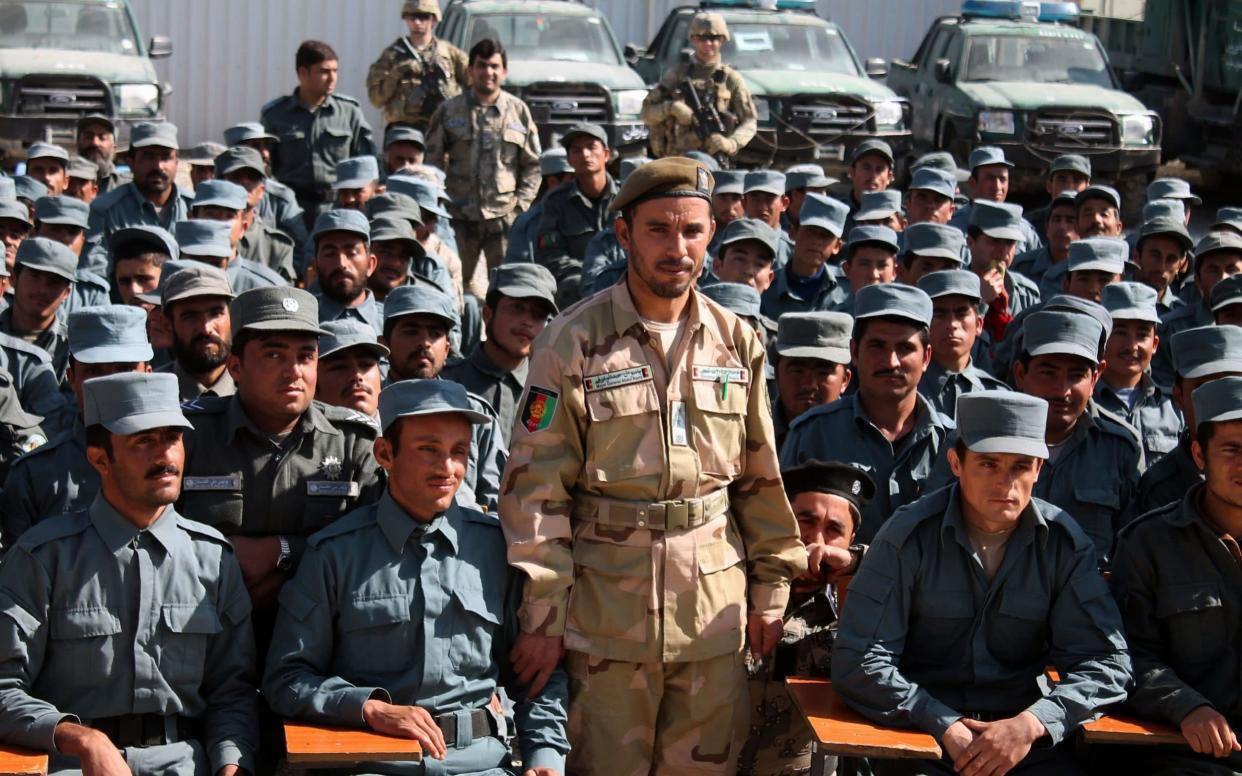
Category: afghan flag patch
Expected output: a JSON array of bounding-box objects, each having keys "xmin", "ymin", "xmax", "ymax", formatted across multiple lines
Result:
[{"xmin": 521, "ymin": 386, "xmax": 560, "ymax": 433}]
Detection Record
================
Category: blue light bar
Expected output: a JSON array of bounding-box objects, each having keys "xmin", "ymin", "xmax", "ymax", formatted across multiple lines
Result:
[
  {"xmin": 961, "ymin": 0, "xmax": 1040, "ymax": 20},
  {"xmin": 700, "ymin": 0, "xmax": 816, "ymax": 8},
  {"xmin": 775, "ymin": 0, "xmax": 816, "ymax": 9},
  {"xmin": 1039, "ymin": 2, "xmax": 1079, "ymax": 22}
]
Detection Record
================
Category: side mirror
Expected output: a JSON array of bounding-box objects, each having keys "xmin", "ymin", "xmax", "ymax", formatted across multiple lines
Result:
[
  {"xmin": 934, "ymin": 58, "xmax": 952, "ymax": 83},
  {"xmin": 148, "ymin": 35, "xmax": 173, "ymax": 59},
  {"xmin": 865, "ymin": 58, "xmax": 889, "ymax": 79},
  {"xmin": 623, "ymin": 43, "xmax": 644, "ymax": 65}
]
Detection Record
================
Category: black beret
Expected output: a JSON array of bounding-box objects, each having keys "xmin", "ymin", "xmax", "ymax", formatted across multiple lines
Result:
[{"xmin": 782, "ymin": 459, "xmax": 876, "ymax": 516}]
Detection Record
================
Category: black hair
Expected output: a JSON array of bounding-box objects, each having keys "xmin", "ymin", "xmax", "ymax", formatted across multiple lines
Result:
[
  {"xmin": 296, "ymin": 40, "xmax": 337, "ymax": 71},
  {"xmin": 851, "ymin": 316, "xmax": 930, "ymax": 348},
  {"xmin": 468, "ymin": 38, "xmax": 507, "ymax": 69},
  {"xmin": 84, "ymin": 423, "xmax": 114, "ymax": 459}
]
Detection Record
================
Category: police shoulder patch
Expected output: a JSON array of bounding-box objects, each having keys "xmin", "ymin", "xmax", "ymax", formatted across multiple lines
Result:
[{"xmin": 520, "ymin": 386, "xmax": 560, "ymax": 434}]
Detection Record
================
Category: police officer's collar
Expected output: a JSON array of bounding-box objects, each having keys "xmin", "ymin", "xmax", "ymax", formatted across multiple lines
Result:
[
  {"xmin": 571, "ymin": 173, "xmax": 618, "ymax": 205},
  {"xmin": 89, "ymin": 494, "xmax": 189, "ymax": 558},
  {"xmin": 610, "ymin": 277, "xmax": 706, "ymax": 340},
  {"xmin": 228, "ymin": 394, "xmax": 339, "ymax": 442},
  {"xmin": 939, "ymin": 482, "xmax": 1048, "ymax": 552},
  {"xmin": 471, "ymin": 342, "xmax": 528, "ymax": 385},
  {"xmin": 377, "ymin": 489, "xmax": 459, "ymax": 554},
  {"xmin": 850, "ymin": 391, "xmax": 942, "ymax": 442},
  {"xmin": 315, "ymin": 288, "xmax": 382, "ymax": 327}
]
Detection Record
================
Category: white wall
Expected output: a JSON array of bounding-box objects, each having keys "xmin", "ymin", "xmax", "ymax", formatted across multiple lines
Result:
[{"xmin": 127, "ymin": 0, "xmax": 962, "ymax": 146}]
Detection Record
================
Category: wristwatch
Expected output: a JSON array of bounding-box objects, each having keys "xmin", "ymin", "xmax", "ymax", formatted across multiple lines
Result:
[
  {"xmin": 846, "ymin": 543, "xmax": 867, "ymax": 575},
  {"xmin": 276, "ymin": 536, "xmax": 294, "ymax": 573}
]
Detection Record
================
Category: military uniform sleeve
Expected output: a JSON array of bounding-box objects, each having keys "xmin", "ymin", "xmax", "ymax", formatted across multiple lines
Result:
[
  {"xmin": 1110, "ymin": 527, "xmax": 1208, "ymax": 725},
  {"xmin": 640, "ymin": 81, "xmax": 676, "ymax": 127},
  {"xmin": 830, "ymin": 536, "xmax": 964, "ymax": 739},
  {"xmin": 200, "ymin": 545, "xmax": 259, "ymax": 774},
  {"xmin": 1025, "ymin": 540, "xmax": 1131, "ymax": 744},
  {"xmin": 366, "ymin": 46, "xmax": 404, "ymax": 109},
  {"xmin": 424, "ymin": 105, "xmax": 448, "ymax": 171},
  {"xmin": 498, "ymin": 324, "xmax": 586, "ymax": 637},
  {"xmin": 449, "ymin": 44, "xmax": 470, "ymax": 88},
  {"xmin": 725, "ymin": 70, "xmax": 758, "ymax": 151},
  {"xmin": 0, "ymin": 547, "xmax": 77, "ymax": 752},
  {"xmin": 262, "ymin": 545, "xmax": 390, "ymax": 725},
  {"xmin": 514, "ymin": 105, "xmax": 542, "ymax": 214},
  {"xmin": 498, "ymin": 565, "xmax": 570, "ymax": 771},
  {"xmin": 733, "ymin": 334, "xmax": 805, "ymax": 617}
]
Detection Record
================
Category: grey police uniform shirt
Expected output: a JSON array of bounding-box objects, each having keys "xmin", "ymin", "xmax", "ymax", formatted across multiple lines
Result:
[
  {"xmin": 263, "ymin": 493, "xmax": 569, "ymax": 773},
  {"xmin": 949, "ymin": 202, "xmax": 1044, "ymax": 255},
  {"xmin": 0, "ymin": 307, "xmax": 70, "ymax": 382},
  {"xmin": 1093, "ymin": 375, "xmax": 1183, "ymax": 470},
  {"xmin": 177, "ymin": 396, "xmax": 383, "ymax": 563},
  {"xmin": 1, "ymin": 421, "xmax": 95, "ymax": 550},
  {"xmin": 441, "ymin": 346, "xmax": 527, "ymax": 449},
  {"xmin": 503, "ymin": 199, "xmax": 544, "ymax": 264},
  {"xmin": 0, "ymin": 332, "xmax": 71, "ymax": 435},
  {"xmin": 0, "ymin": 497, "xmax": 258, "ymax": 773},
  {"xmin": 779, "ymin": 392, "xmax": 954, "ymax": 543},
  {"xmin": 1134, "ymin": 432, "xmax": 1201, "ymax": 517},
  {"xmin": 84, "ymin": 183, "xmax": 193, "ymax": 268},
  {"xmin": 156, "ymin": 360, "xmax": 237, "ymax": 404},
  {"xmin": 261, "ymin": 91, "xmax": 377, "ymax": 199},
  {"xmin": 1151, "ymin": 301, "xmax": 1213, "ymax": 390},
  {"xmin": 759, "ymin": 265, "xmax": 849, "ymax": 322},
  {"xmin": 1111, "ymin": 484, "xmax": 1242, "ymax": 729},
  {"xmin": 533, "ymin": 176, "xmax": 618, "ymax": 295},
  {"xmin": 240, "ymin": 219, "xmax": 297, "ymax": 285},
  {"xmin": 1011, "ymin": 247, "xmax": 1068, "ymax": 302},
  {"xmin": 830, "ymin": 485, "xmax": 1131, "ymax": 742},
  {"xmin": 918, "ymin": 359, "xmax": 1009, "ymax": 421},
  {"xmin": 0, "ymin": 370, "xmax": 44, "ymax": 498},
  {"xmin": 255, "ymin": 179, "xmax": 310, "ymax": 256},
  {"xmin": 312, "ymin": 289, "xmax": 384, "ymax": 338},
  {"xmin": 579, "ymin": 227, "xmax": 627, "ymax": 299},
  {"xmin": 225, "ymin": 257, "xmax": 286, "ymax": 295}
]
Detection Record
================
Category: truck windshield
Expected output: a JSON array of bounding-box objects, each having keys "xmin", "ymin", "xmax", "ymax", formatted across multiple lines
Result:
[
  {"xmin": 0, "ymin": 0, "xmax": 140, "ymax": 55},
  {"xmin": 963, "ymin": 34, "xmax": 1113, "ymax": 88},
  {"xmin": 721, "ymin": 22, "xmax": 860, "ymax": 75},
  {"xmin": 467, "ymin": 13, "xmax": 622, "ymax": 65}
]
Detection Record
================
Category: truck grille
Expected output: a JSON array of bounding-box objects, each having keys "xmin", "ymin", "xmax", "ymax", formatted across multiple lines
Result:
[
  {"xmin": 524, "ymin": 83, "xmax": 611, "ymax": 125},
  {"xmin": 786, "ymin": 96, "xmax": 872, "ymax": 137},
  {"xmin": 1029, "ymin": 110, "xmax": 1117, "ymax": 149},
  {"xmin": 13, "ymin": 76, "xmax": 111, "ymax": 117}
]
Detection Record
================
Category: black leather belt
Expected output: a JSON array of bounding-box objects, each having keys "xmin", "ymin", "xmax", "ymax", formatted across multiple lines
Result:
[
  {"xmin": 435, "ymin": 708, "xmax": 495, "ymax": 748},
  {"xmin": 87, "ymin": 714, "xmax": 202, "ymax": 748}
]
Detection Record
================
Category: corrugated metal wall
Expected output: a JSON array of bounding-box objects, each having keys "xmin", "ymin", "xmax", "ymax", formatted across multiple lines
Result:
[{"xmin": 127, "ymin": 0, "xmax": 961, "ymax": 147}]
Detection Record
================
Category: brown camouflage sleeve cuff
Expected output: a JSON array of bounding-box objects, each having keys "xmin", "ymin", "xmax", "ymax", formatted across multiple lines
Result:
[
  {"xmin": 749, "ymin": 581, "xmax": 790, "ymax": 620},
  {"xmin": 519, "ymin": 594, "xmax": 570, "ymax": 637}
]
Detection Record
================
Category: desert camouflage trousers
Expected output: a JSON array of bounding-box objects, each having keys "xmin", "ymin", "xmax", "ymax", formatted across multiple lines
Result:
[{"xmin": 565, "ymin": 648, "xmax": 748, "ymax": 775}]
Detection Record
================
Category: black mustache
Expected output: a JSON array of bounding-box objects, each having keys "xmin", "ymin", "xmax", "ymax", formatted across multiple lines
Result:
[{"xmin": 146, "ymin": 465, "xmax": 180, "ymax": 479}]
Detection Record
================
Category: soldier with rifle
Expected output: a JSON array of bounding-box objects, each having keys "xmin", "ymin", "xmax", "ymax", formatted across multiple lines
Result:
[
  {"xmin": 367, "ymin": 0, "xmax": 470, "ymax": 132},
  {"xmin": 640, "ymin": 12, "xmax": 757, "ymax": 165}
]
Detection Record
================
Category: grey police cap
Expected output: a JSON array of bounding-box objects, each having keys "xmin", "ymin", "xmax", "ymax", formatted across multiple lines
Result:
[
  {"xmin": 853, "ymin": 283, "xmax": 932, "ymax": 327},
  {"xmin": 903, "ymin": 222, "xmax": 966, "ymax": 262},
  {"xmin": 26, "ymin": 142, "xmax": 68, "ymax": 164},
  {"xmin": 15, "ymin": 175, "xmax": 47, "ymax": 202},
  {"xmin": 185, "ymin": 141, "xmax": 226, "ymax": 166},
  {"xmin": 775, "ymin": 311, "xmax": 852, "ymax": 364},
  {"xmin": 1143, "ymin": 199, "xmax": 1185, "ymax": 224},
  {"xmin": 1137, "ymin": 215, "xmax": 1193, "ymax": 253},
  {"xmin": 1066, "ymin": 237, "xmax": 1127, "ymax": 275},
  {"xmin": 969, "ymin": 199, "xmax": 1025, "ymax": 241},
  {"xmin": 368, "ymin": 216, "xmax": 425, "ymax": 258},
  {"xmin": 846, "ymin": 225, "xmax": 899, "ymax": 255},
  {"xmin": 129, "ymin": 121, "xmax": 179, "ymax": 150},
  {"xmin": 702, "ymin": 282, "xmax": 761, "ymax": 320},
  {"xmin": 214, "ymin": 146, "xmax": 266, "ymax": 179},
  {"xmin": 0, "ymin": 177, "xmax": 16, "ymax": 202},
  {"xmin": 968, "ymin": 145, "xmax": 1012, "ymax": 170},
  {"xmin": 332, "ymin": 156, "xmax": 380, "ymax": 190},
  {"xmin": 1192, "ymin": 376, "xmax": 1242, "ymax": 426},
  {"xmin": 319, "ymin": 319, "xmax": 390, "ymax": 360},
  {"xmin": 1173, "ymin": 325, "xmax": 1242, "ymax": 379},
  {"xmin": 223, "ymin": 122, "xmax": 278, "ymax": 146},
  {"xmin": 918, "ymin": 269, "xmax": 981, "ymax": 301},
  {"xmin": 908, "ymin": 167, "xmax": 957, "ymax": 200},
  {"xmin": 387, "ymin": 176, "xmax": 450, "ymax": 219},
  {"xmin": 744, "ymin": 170, "xmax": 785, "ymax": 197},
  {"xmin": 849, "ymin": 139, "xmax": 893, "ymax": 165},
  {"xmin": 133, "ymin": 259, "xmax": 192, "ymax": 307},
  {"xmin": 82, "ymin": 372, "xmax": 192, "ymax": 436},
  {"xmin": 560, "ymin": 122, "xmax": 609, "ymax": 149},
  {"xmin": 784, "ymin": 165, "xmax": 835, "ymax": 192},
  {"xmin": 175, "ymin": 220, "xmax": 231, "ymax": 258},
  {"xmin": 0, "ymin": 198, "xmax": 30, "ymax": 227},
  {"xmin": 34, "ymin": 195, "xmax": 89, "ymax": 229},
  {"xmin": 1023, "ymin": 309, "xmax": 1104, "ymax": 364},
  {"xmin": 366, "ymin": 192, "xmax": 424, "ymax": 227},
  {"xmin": 683, "ymin": 151, "xmax": 719, "ymax": 172},
  {"xmin": 1214, "ymin": 207, "xmax": 1242, "ymax": 233},
  {"xmin": 161, "ymin": 264, "xmax": 234, "ymax": 307},
  {"xmin": 1076, "ymin": 184, "xmax": 1121, "ymax": 212},
  {"xmin": 1102, "ymin": 281, "xmax": 1159, "ymax": 324},
  {"xmin": 711, "ymin": 169, "xmax": 745, "ymax": 196},
  {"xmin": 383, "ymin": 284, "xmax": 458, "ymax": 327},
  {"xmin": 379, "ymin": 378, "xmax": 490, "ymax": 432},
  {"xmin": 230, "ymin": 287, "xmax": 327, "ymax": 338},
  {"xmin": 15, "ymin": 236, "xmax": 76, "ymax": 281},
  {"xmin": 69, "ymin": 305, "xmax": 153, "ymax": 364},
  {"xmin": 77, "ymin": 113, "xmax": 115, "ymax": 134},
  {"xmin": 1041, "ymin": 295, "xmax": 1113, "ymax": 354},
  {"xmin": 312, "ymin": 208, "xmax": 370, "ymax": 244},
  {"xmin": 1210, "ymin": 275, "xmax": 1242, "ymax": 313},
  {"xmin": 854, "ymin": 190, "xmax": 903, "ymax": 222},
  {"xmin": 799, "ymin": 192, "xmax": 849, "ymax": 237},
  {"xmin": 384, "ymin": 125, "xmax": 426, "ymax": 150},
  {"xmin": 912, "ymin": 151, "xmax": 968, "ymax": 183},
  {"xmin": 1048, "ymin": 154, "xmax": 1091, "ymax": 178},
  {"xmin": 112, "ymin": 224, "xmax": 178, "ymax": 260},
  {"xmin": 1195, "ymin": 231, "xmax": 1242, "ymax": 265},
  {"xmin": 1147, "ymin": 178, "xmax": 1201, "ymax": 207},
  {"xmin": 490, "ymin": 263, "xmax": 558, "ymax": 313},
  {"xmin": 719, "ymin": 218, "xmax": 778, "ymax": 258},
  {"xmin": 192, "ymin": 179, "xmax": 248, "ymax": 211},
  {"xmin": 66, "ymin": 156, "xmax": 99, "ymax": 181},
  {"xmin": 539, "ymin": 147, "xmax": 572, "ymax": 177},
  {"xmin": 956, "ymin": 390, "xmax": 1050, "ymax": 458}
]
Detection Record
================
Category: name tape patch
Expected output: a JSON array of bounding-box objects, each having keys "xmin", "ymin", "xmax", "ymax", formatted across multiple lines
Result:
[
  {"xmin": 583, "ymin": 365, "xmax": 653, "ymax": 393},
  {"xmin": 307, "ymin": 481, "xmax": 361, "ymax": 498},
  {"xmin": 692, "ymin": 366, "xmax": 749, "ymax": 384},
  {"xmin": 183, "ymin": 475, "xmax": 242, "ymax": 492}
]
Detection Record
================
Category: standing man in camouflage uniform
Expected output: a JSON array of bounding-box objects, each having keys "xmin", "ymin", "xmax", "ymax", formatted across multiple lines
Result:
[
  {"xmin": 500, "ymin": 158, "xmax": 805, "ymax": 774},
  {"xmin": 426, "ymin": 38, "xmax": 541, "ymax": 296},
  {"xmin": 366, "ymin": 0, "xmax": 468, "ymax": 132},
  {"xmin": 640, "ymin": 12, "xmax": 757, "ymax": 164},
  {"xmin": 262, "ymin": 40, "xmax": 376, "ymax": 229}
]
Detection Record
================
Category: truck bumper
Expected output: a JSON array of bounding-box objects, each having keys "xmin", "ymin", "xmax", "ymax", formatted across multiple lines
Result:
[
  {"xmin": 0, "ymin": 115, "xmax": 155, "ymax": 159},
  {"xmin": 533, "ymin": 120, "xmax": 650, "ymax": 160},
  {"xmin": 739, "ymin": 128, "xmax": 913, "ymax": 174},
  {"xmin": 971, "ymin": 139, "xmax": 1160, "ymax": 187}
]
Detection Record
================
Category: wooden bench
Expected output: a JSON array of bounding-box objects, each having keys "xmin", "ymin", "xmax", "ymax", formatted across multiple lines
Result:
[
  {"xmin": 785, "ymin": 677, "xmax": 943, "ymax": 760},
  {"xmin": 283, "ymin": 721, "xmax": 421, "ymax": 769},
  {"xmin": 1082, "ymin": 714, "xmax": 1184, "ymax": 747},
  {"xmin": 0, "ymin": 745, "xmax": 47, "ymax": 776}
]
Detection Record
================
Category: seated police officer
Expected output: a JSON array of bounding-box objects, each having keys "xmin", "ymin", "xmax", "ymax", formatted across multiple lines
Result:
[
  {"xmin": 833, "ymin": 390, "xmax": 1132, "ymax": 776},
  {"xmin": 0, "ymin": 372, "xmax": 257, "ymax": 775},
  {"xmin": 1110, "ymin": 376, "xmax": 1242, "ymax": 775},
  {"xmin": 264, "ymin": 379, "xmax": 568, "ymax": 776}
]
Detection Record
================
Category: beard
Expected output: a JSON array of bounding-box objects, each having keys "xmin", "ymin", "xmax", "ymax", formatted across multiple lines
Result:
[
  {"xmin": 173, "ymin": 333, "xmax": 230, "ymax": 374},
  {"xmin": 321, "ymin": 270, "xmax": 367, "ymax": 304},
  {"xmin": 632, "ymin": 253, "xmax": 698, "ymax": 299}
]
